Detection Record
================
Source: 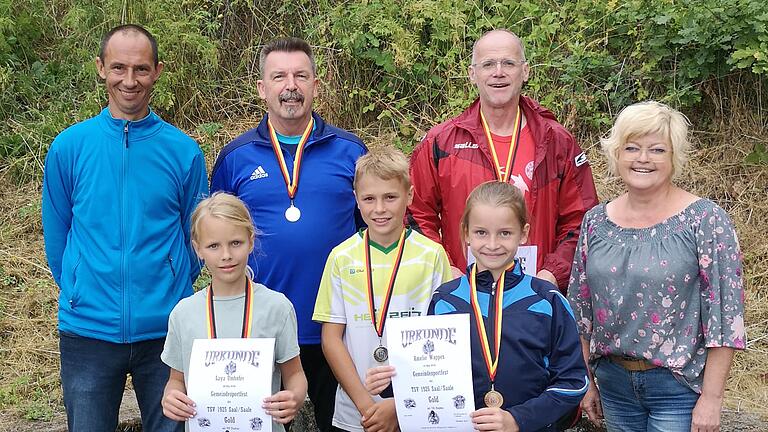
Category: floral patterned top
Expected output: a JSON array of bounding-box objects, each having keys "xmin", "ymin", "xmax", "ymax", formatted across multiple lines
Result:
[{"xmin": 567, "ymin": 199, "xmax": 746, "ymax": 392}]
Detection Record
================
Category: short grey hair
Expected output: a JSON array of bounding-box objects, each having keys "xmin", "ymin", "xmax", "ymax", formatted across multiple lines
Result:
[{"xmin": 259, "ymin": 37, "xmax": 316, "ymax": 77}]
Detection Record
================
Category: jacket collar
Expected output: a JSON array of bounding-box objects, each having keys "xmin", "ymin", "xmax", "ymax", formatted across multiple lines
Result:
[
  {"xmin": 453, "ymin": 96, "xmax": 556, "ymax": 137},
  {"xmin": 97, "ymin": 107, "xmax": 164, "ymax": 140},
  {"xmin": 452, "ymin": 95, "xmax": 560, "ymax": 174},
  {"xmin": 466, "ymin": 260, "xmax": 525, "ymax": 293},
  {"xmin": 251, "ymin": 112, "xmax": 334, "ymax": 148}
]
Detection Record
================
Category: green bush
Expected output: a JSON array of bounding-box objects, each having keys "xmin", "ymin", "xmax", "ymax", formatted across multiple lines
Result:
[
  {"xmin": 309, "ymin": 0, "xmax": 768, "ymax": 142},
  {"xmin": 0, "ymin": 0, "xmax": 766, "ymax": 179}
]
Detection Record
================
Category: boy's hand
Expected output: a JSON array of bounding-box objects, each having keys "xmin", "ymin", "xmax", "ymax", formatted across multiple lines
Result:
[
  {"xmin": 361, "ymin": 398, "xmax": 399, "ymax": 432},
  {"xmin": 365, "ymin": 365, "xmax": 396, "ymax": 395},
  {"xmin": 470, "ymin": 407, "xmax": 519, "ymax": 432},
  {"xmin": 162, "ymin": 388, "xmax": 196, "ymax": 421},
  {"xmin": 264, "ymin": 390, "xmax": 303, "ymax": 424}
]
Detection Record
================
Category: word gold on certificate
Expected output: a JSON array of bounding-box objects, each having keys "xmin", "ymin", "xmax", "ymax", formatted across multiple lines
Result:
[
  {"xmin": 187, "ymin": 338, "xmax": 275, "ymax": 432},
  {"xmin": 387, "ymin": 314, "xmax": 475, "ymax": 431}
]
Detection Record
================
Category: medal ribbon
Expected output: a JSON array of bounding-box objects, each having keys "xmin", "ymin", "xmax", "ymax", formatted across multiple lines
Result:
[
  {"xmin": 364, "ymin": 228, "xmax": 407, "ymax": 338},
  {"xmin": 479, "ymin": 108, "xmax": 522, "ymax": 183},
  {"xmin": 468, "ymin": 263, "xmax": 513, "ymax": 384},
  {"xmin": 267, "ymin": 117, "xmax": 314, "ymax": 200},
  {"xmin": 206, "ymin": 278, "xmax": 253, "ymax": 339}
]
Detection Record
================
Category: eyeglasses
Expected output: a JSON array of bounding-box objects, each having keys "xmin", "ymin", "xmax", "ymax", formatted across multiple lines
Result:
[
  {"xmin": 621, "ymin": 145, "xmax": 670, "ymax": 161},
  {"xmin": 471, "ymin": 59, "xmax": 526, "ymax": 72}
]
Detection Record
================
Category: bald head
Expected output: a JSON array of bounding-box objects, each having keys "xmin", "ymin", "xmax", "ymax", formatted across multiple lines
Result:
[{"xmin": 472, "ymin": 29, "xmax": 526, "ymax": 64}]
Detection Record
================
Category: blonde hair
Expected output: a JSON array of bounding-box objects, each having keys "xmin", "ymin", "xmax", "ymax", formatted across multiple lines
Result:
[
  {"xmin": 354, "ymin": 145, "xmax": 411, "ymax": 189},
  {"xmin": 601, "ymin": 101, "xmax": 691, "ymax": 178},
  {"xmin": 191, "ymin": 192, "xmax": 258, "ymax": 244},
  {"xmin": 460, "ymin": 181, "xmax": 528, "ymax": 237}
]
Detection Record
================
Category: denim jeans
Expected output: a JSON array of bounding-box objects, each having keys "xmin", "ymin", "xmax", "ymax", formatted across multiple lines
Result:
[
  {"xmin": 594, "ymin": 357, "xmax": 699, "ymax": 432},
  {"xmin": 59, "ymin": 332, "xmax": 183, "ymax": 432}
]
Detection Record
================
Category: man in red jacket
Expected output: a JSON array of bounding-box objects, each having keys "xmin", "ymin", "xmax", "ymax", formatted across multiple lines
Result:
[{"xmin": 408, "ymin": 29, "xmax": 598, "ymax": 292}]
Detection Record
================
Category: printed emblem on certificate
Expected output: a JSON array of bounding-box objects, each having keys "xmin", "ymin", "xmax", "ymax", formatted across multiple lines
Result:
[
  {"xmin": 387, "ymin": 314, "xmax": 475, "ymax": 431},
  {"xmin": 187, "ymin": 338, "xmax": 275, "ymax": 432}
]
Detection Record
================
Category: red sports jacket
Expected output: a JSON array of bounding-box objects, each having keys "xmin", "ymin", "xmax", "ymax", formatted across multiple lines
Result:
[{"xmin": 408, "ymin": 96, "xmax": 598, "ymax": 292}]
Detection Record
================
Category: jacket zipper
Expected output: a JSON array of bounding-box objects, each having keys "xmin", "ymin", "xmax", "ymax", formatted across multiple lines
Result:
[
  {"xmin": 168, "ymin": 254, "xmax": 176, "ymax": 278},
  {"xmin": 121, "ymin": 121, "xmax": 129, "ymax": 342}
]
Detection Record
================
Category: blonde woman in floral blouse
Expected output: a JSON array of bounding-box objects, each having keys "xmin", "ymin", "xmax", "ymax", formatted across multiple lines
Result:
[{"xmin": 567, "ymin": 101, "xmax": 745, "ymax": 432}]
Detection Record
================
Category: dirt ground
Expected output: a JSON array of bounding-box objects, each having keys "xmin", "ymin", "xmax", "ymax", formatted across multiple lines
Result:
[{"xmin": 3, "ymin": 390, "xmax": 767, "ymax": 432}]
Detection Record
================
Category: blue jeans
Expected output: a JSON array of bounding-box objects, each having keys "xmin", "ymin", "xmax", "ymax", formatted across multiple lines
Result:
[
  {"xmin": 59, "ymin": 332, "xmax": 182, "ymax": 432},
  {"xmin": 594, "ymin": 357, "xmax": 699, "ymax": 432}
]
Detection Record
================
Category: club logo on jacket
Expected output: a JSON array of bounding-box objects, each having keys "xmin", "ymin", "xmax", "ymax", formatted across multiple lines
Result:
[
  {"xmin": 510, "ymin": 174, "xmax": 529, "ymax": 195},
  {"xmin": 249, "ymin": 166, "xmax": 269, "ymax": 180},
  {"xmin": 574, "ymin": 152, "xmax": 588, "ymax": 167}
]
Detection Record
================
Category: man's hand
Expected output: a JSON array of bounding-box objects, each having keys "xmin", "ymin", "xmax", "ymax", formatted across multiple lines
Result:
[
  {"xmin": 536, "ymin": 269, "xmax": 558, "ymax": 287},
  {"xmin": 365, "ymin": 365, "xmax": 396, "ymax": 395},
  {"xmin": 361, "ymin": 398, "xmax": 399, "ymax": 432},
  {"xmin": 162, "ymin": 388, "xmax": 196, "ymax": 421},
  {"xmin": 264, "ymin": 390, "xmax": 303, "ymax": 424},
  {"xmin": 581, "ymin": 381, "xmax": 603, "ymax": 426},
  {"xmin": 470, "ymin": 407, "xmax": 519, "ymax": 432},
  {"xmin": 691, "ymin": 393, "xmax": 722, "ymax": 432}
]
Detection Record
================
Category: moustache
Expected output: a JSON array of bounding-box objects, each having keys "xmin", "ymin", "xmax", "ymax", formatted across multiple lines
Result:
[{"xmin": 279, "ymin": 90, "xmax": 304, "ymax": 103}]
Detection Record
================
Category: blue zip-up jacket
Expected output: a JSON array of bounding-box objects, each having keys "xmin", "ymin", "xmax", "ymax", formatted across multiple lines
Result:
[
  {"xmin": 42, "ymin": 107, "xmax": 208, "ymax": 343},
  {"xmin": 429, "ymin": 262, "xmax": 588, "ymax": 432},
  {"xmin": 210, "ymin": 112, "xmax": 366, "ymax": 344}
]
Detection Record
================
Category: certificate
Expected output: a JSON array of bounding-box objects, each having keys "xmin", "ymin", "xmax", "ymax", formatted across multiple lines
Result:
[
  {"xmin": 467, "ymin": 245, "xmax": 537, "ymax": 276},
  {"xmin": 186, "ymin": 338, "xmax": 275, "ymax": 432},
  {"xmin": 386, "ymin": 314, "xmax": 475, "ymax": 431}
]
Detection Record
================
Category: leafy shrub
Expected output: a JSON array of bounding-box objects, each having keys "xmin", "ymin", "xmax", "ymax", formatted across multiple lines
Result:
[
  {"xmin": 308, "ymin": 0, "xmax": 768, "ymax": 144},
  {"xmin": 0, "ymin": 0, "xmax": 766, "ymax": 179}
]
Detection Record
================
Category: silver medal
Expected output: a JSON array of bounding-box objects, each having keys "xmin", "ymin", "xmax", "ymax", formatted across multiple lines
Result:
[
  {"xmin": 373, "ymin": 345, "xmax": 389, "ymax": 363},
  {"xmin": 285, "ymin": 205, "xmax": 301, "ymax": 222}
]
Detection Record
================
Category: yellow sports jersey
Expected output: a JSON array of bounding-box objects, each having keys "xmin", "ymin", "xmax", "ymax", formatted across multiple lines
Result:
[{"xmin": 313, "ymin": 228, "xmax": 452, "ymax": 432}]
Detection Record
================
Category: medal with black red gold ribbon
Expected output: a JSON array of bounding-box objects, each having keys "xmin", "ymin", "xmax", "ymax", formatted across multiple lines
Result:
[
  {"xmin": 206, "ymin": 278, "xmax": 253, "ymax": 339},
  {"xmin": 364, "ymin": 228, "xmax": 407, "ymax": 363},
  {"xmin": 267, "ymin": 117, "xmax": 314, "ymax": 222},
  {"xmin": 480, "ymin": 108, "xmax": 522, "ymax": 183},
  {"xmin": 469, "ymin": 263, "xmax": 513, "ymax": 408}
]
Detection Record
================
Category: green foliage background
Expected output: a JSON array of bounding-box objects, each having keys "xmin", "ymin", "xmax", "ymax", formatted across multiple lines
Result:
[{"xmin": 1, "ymin": 0, "xmax": 767, "ymax": 176}]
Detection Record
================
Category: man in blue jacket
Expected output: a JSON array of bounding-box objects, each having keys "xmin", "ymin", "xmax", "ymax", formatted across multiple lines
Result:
[
  {"xmin": 210, "ymin": 37, "xmax": 366, "ymax": 431},
  {"xmin": 42, "ymin": 24, "xmax": 208, "ymax": 432}
]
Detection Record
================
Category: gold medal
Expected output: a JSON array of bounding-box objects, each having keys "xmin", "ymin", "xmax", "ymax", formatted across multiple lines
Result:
[
  {"xmin": 469, "ymin": 263, "xmax": 515, "ymax": 409},
  {"xmin": 484, "ymin": 388, "xmax": 504, "ymax": 408}
]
